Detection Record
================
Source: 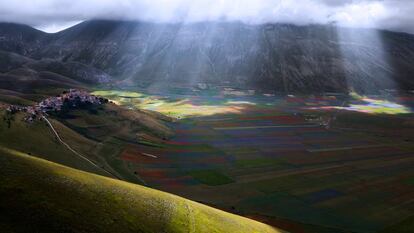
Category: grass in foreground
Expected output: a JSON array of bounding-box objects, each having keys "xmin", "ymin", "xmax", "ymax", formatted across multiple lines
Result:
[{"xmin": 0, "ymin": 146, "xmax": 286, "ymax": 233}]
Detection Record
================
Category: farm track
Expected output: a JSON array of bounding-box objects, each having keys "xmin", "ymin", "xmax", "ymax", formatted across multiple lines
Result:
[{"xmin": 42, "ymin": 116, "xmax": 123, "ymax": 180}]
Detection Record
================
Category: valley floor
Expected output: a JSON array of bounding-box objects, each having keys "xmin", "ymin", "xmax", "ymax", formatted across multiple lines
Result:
[
  {"xmin": 95, "ymin": 89, "xmax": 414, "ymax": 233},
  {"xmin": 1, "ymin": 87, "xmax": 413, "ymax": 233}
]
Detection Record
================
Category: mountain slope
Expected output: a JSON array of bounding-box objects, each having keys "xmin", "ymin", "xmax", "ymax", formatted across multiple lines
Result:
[
  {"xmin": 0, "ymin": 49, "xmax": 113, "ymax": 87},
  {"xmin": 0, "ymin": 146, "xmax": 286, "ymax": 233},
  {"xmin": 0, "ymin": 23, "xmax": 47, "ymax": 55},
  {"xmin": 2, "ymin": 20, "xmax": 414, "ymax": 93}
]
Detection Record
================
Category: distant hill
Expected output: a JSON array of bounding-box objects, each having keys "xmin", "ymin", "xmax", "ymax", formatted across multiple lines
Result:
[
  {"xmin": 0, "ymin": 146, "xmax": 286, "ymax": 233},
  {"xmin": 0, "ymin": 50, "xmax": 112, "ymax": 92},
  {"xmin": 1, "ymin": 20, "xmax": 414, "ymax": 93},
  {"xmin": 0, "ymin": 22, "xmax": 47, "ymax": 55}
]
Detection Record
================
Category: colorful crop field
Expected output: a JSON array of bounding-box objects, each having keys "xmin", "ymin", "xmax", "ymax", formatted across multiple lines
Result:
[{"xmin": 102, "ymin": 90, "xmax": 414, "ymax": 233}]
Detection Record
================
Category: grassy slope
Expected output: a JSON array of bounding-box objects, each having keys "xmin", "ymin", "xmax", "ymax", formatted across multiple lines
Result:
[
  {"xmin": 0, "ymin": 111, "xmax": 108, "ymax": 176},
  {"xmin": 0, "ymin": 147, "xmax": 285, "ymax": 233},
  {"xmin": 0, "ymin": 101, "xmax": 175, "ymax": 183},
  {"xmin": 61, "ymin": 104, "xmax": 173, "ymax": 142}
]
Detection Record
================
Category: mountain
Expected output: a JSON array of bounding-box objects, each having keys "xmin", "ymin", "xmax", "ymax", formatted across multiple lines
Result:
[
  {"xmin": 0, "ymin": 146, "xmax": 285, "ymax": 233},
  {"xmin": 0, "ymin": 22, "xmax": 47, "ymax": 55},
  {"xmin": 1, "ymin": 20, "xmax": 414, "ymax": 93}
]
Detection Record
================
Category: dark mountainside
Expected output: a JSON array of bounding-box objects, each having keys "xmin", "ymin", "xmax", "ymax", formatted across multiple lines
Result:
[{"xmin": 1, "ymin": 20, "xmax": 414, "ymax": 93}]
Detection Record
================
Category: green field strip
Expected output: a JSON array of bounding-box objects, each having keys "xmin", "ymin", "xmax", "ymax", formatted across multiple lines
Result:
[{"xmin": 187, "ymin": 169, "xmax": 235, "ymax": 186}]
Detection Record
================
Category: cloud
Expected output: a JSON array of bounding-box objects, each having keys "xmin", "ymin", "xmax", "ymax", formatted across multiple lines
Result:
[{"xmin": 0, "ymin": 0, "xmax": 412, "ymax": 33}]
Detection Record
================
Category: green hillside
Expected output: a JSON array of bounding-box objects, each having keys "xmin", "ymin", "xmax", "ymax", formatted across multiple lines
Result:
[
  {"xmin": 0, "ymin": 110, "xmax": 108, "ymax": 176},
  {"xmin": 0, "ymin": 146, "xmax": 286, "ymax": 233},
  {"xmin": 0, "ymin": 100, "xmax": 174, "ymax": 184}
]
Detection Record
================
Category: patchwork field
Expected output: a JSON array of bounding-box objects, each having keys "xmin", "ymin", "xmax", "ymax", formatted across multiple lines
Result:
[
  {"xmin": 95, "ymin": 89, "xmax": 414, "ymax": 233},
  {"xmin": 0, "ymin": 146, "xmax": 285, "ymax": 233}
]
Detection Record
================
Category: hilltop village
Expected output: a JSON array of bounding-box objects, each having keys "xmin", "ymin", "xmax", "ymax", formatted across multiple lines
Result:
[{"xmin": 6, "ymin": 89, "xmax": 108, "ymax": 122}]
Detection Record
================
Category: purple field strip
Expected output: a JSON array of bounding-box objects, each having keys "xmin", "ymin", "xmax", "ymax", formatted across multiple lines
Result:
[
  {"xmin": 232, "ymin": 119, "xmax": 307, "ymax": 126},
  {"xmin": 164, "ymin": 151, "xmax": 228, "ymax": 159},
  {"xmin": 170, "ymin": 136, "xmax": 227, "ymax": 143},
  {"xmin": 324, "ymin": 147, "xmax": 410, "ymax": 158},
  {"xmin": 368, "ymin": 161, "xmax": 414, "ymax": 176},
  {"xmin": 344, "ymin": 175, "xmax": 413, "ymax": 195},
  {"xmin": 207, "ymin": 136, "xmax": 303, "ymax": 144},
  {"xmin": 209, "ymin": 136, "xmax": 305, "ymax": 145},
  {"xmin": 224, "ymin": 151, "xmax": 262, "ymax": 156},
  {"xmin": 138, "ymin": 163, "xmax": 180, "ymax": 169},
  {"xmin": 172, "ymin": 124, "xmax": 197, "ymax": 131},
  {"xmin": 215, "ymin": 126, "xmax": 323, "ymax": 135},
  {"xmin": 220, "ymin": 136, "xmax": 304, "ymax": 143},
  {"xmin": 219, "ymin": 129, "xmax": 323, "ymax": 137},
  {"xmin": 261, "ymin": 150, "xmax": 311, "ymax": 158},
  {"xmin": 301, "ymin": 138, "xmax": 369, "ymax": 144},
  {"xmin": 212, "ymin": 122, "xmax": 318, "ymax": 128},
  {"xmin": 284, "ymin": 152, "xmax": 414, "ymax": 168},
  {"xmin": 205, "ymin": 120, "xmax": 279, "ymax": 127},
  {"xmin": 297, "ymin": 132, "xmax": 341, "ymax": 139},
  {"xmin": 221, "ymin": 146, "xmax": 306, "ymax": 154},
  {"xmin": 126, "ymin": 145, "xmax": 172, "ymax": 154},
  {"xmin": 257, "ymin": 145, "xmax": 309, "ymax": 153},
  {"xmin": 144, "ymin": 161, "xmax": 219, "ymax": 170},
  {"xmin": 213, "ymin": 130, "xmax": 297, "ymax": 137},
  {"xmin": 302, "ymin": 189, "xmax": 344, "ymax": 204},
  {"xmin": 212, "ymin": 142, "xmax": 305, "ymax": 150},
  {"xmin": 304, "ymin": 142, "xmax": 378, "ymax": 150},
  {"xmin": 173, "ymin": 130, "xmax": 219, "ymax": 136},
  {"xmin": 345, "ymin": 183, "xmax": 414, "ymax": 205}
]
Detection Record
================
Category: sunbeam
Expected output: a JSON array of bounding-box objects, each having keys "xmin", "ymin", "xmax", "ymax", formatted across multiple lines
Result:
[
  {"xmin": 1, "ymin": 2, "xmax": 414, "ymax": 233},
  {"xmin": 336, "ymin": 26, "xmax": 397, "ymax": 94}
]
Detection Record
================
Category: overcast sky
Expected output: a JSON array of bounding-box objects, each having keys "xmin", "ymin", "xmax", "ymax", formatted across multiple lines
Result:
[{"xmin": 0, "ymin": 0, "xmax": 413, "ymax": 33}]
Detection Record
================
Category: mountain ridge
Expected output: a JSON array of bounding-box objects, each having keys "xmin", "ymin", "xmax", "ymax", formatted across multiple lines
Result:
[{"xmin": 1, "ymin": 20, "xmax": 414, "ymax": 93}]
